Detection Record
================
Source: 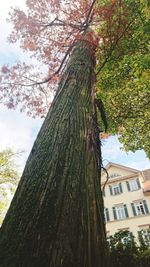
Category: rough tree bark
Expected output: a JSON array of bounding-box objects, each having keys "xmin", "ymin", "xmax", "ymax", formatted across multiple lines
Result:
[{"xmin": 0, "ymin": 40, "xmax": 108, "ymax": 267}]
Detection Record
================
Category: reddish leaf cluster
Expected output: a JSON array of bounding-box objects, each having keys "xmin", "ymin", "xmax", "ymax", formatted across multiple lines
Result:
[{"xmin": 0, "ymin": 0, "xmax": 131, "ymax": 117}]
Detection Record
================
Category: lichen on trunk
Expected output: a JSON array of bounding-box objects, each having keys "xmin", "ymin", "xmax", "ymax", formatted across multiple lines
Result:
[{"xmin": 0, "ymin": 40, "xmax": 108, "ymax": 267}]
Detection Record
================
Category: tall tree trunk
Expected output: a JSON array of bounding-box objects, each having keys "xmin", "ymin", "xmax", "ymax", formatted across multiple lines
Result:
[{"xmin": 0, "ymin": 40, "xmax": 108, "ymax": 267}]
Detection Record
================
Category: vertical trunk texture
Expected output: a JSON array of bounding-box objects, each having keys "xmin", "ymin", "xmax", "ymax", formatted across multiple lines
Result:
[{"xmin": 0, "ymin": 41, "xmax": 108, "ymax": 267}]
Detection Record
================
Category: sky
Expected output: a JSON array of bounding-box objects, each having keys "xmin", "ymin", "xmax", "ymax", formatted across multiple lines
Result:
[{"xmin": 0, "ymin": 0, "xmax": 149, "ymax": 175}]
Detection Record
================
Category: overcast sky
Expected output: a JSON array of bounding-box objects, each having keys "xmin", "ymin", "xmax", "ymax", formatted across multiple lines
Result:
[{"xmin": 0, "ymin": 0, "xmax": 149, "ymax": 175}]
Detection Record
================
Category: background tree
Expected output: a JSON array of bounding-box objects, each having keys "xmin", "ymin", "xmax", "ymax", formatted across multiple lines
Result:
[
  {"xmin": 0, "ymin": 149, "xmax": 19, "ymax": 184},
  {"xmin": 96, "ymin": 0, "xmax": 150, "ymax": 157},
  {"xmin": 108, "ymin": 230, "xmax": 150, "ymax": 267},
  {"xmin": 0, "ymin": 149, "xmax": 19, "ymax": 225},
  {"xmin": 0, "ymin": 0, "xmax": 148, "ymax": 266}
]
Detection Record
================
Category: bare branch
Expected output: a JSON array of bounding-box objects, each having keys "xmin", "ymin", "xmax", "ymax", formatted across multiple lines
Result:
[
  {"xmin": 84, "ymin": 0, "xmax": 97, "ymax": 26},
  {"xmin": 40, "ymin": 0, "xmax": 97, "ymax": 33},
  {"xmin": 1, "ymin": 43, "xmax": 76, "ymax": 88},
  {"xmin": 41, "ymin": 17, "xmax": 85, "ymax": 31}
]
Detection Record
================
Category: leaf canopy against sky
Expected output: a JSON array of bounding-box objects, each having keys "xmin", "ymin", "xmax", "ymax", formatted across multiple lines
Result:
[
  {"xmin": 0, "ymin": 0, "xmax": 136, "ymax": 115},
  {"xmin": 0, "ymin": 0, "xmax": 149, "ymax": 156},
  {"xmin": 96, "ymin": 1, "xmax": 150, "ymax": 157}
]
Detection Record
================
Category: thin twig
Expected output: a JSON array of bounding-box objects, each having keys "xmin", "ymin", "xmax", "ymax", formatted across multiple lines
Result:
[
  {"xmin": 84, "ymin": 0, "xmax": 97, "ymax": 26},
  {"xmin": 1, "ymin": 43, "xmax": 76, "ymax": 88}
]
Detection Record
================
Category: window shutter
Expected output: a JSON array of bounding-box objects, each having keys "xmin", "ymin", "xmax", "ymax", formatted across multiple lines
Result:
[
  {"xmin": 126, "ymin": 181, "xmax": 130, "ymax": 191},
  {"xmin": 124, "ymin": 204, "xmax": 129, "ymax": 218},
  {"xmin": 106, "ymin": 208, "xmax": 110, "ymax": 222},
  {"xmin": 131, "ymin": 203, "xmax": 137, "ymax": 216},
  {"xmin": 136, "ymin": 178, "xmax": 141, "ymax": 189},
  {"xmin": 143, "ymin": 200, "xmax": 149, "ymax": 214},
  {"xmin": 102, "ymin": 189, "xmax": 105, "ymax": 197},
  {"xmin": 119, "ymin": 183, "xmax": 123, "ymax": 193},
  {"xmin": 113, "ymin": 207, "xmax": 117, "ymax": 220},
  {"xmin": 109, "ymin": 185, "xmax": 113, "ymax": 195}
]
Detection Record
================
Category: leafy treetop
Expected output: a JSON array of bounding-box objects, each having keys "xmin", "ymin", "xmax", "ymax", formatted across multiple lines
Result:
[
  {"xmin": 0, "ymin": 0, "xmax": 149, "ymax": 156},
  {"xmin": 96, "ymin": 1, "xmax": 150, "ymax": 157},
  {"xmin": 0, "ymin": 0, "xmax": 135, "ymax": 117}
]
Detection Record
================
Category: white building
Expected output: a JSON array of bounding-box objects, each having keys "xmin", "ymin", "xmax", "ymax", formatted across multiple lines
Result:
[{"xmin": 101, "ymin": 162, "xmax": 150, "ymax": 244}]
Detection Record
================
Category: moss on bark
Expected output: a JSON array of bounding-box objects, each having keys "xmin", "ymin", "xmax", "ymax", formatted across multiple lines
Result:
[{"xmin": 0, "ymin": 40, "xmax": 108, "ymax": 267}]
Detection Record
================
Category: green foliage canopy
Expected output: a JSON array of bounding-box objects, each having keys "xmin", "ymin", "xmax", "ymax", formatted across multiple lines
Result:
[
  {"xmin": 96, "ymin": 0, "xmax": 150, "ymax": 157},
  {"xmin": 109, "ymin": 230, "xmax": 150, "ymax": 267}
]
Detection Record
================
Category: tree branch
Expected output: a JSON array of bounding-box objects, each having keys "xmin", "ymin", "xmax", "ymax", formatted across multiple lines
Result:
[
  {"xmin": 41, "ymin": 17, "xmax": 85, "ymax": 31},
  {"xmin": 1, "ymin": 43, "xmax": 75, "ymax": 88},
  {"xmin": 96, "ymin": 19, "xmax": 134, "ymax": 75},
  {"xmin": 84, "ymin": 0, "xmax": 97, "ymax": 26}
]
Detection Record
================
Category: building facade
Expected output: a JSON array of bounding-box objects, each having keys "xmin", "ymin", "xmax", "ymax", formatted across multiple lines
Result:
[{"xmin": 101, "ymin": 162, "xmax": 150, "ymax": 244}]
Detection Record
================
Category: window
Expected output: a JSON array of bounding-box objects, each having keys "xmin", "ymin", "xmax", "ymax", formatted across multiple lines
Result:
[
  {"xmin": 121, "ymin": 232, "xmax": 132, "ymax": 245},
  {"xmin": 131, "ymin": 200, "xmax": 149, "ymax": 216},
  {"xmin": 130, "ymin": 180, "xmax": 139, "ymax": 190},
  {"xmin": 135, "ymin": 202, "xmax": 147, "ymax": 215},
  {"xmin": 110, "ymin": 173, "xmax": 120, "ymax": 178},
  {"xmin": 115, "ymin": 206, "xmax": 126, "ymax": 219},
  {"xmin": 126, "ymin": 178, "xmax": 141, "ymax": 191},
  {"xmin": 113, "ymin": 204, "xmax": 129, "ymax": 220},
  {"xmin": 140, "ymin": 229, "xmax": 150, "ymax": 246},
  {"xmin": 104, "ymin": 208, "xmax": 110, "ymax": 223},
  {"xmin": 109, "ymin": 183, "xmax": 123, "ymax": 195},
  {"xmin": 113, "ymin": 185, "xmax": 120, "ymax": 195}
]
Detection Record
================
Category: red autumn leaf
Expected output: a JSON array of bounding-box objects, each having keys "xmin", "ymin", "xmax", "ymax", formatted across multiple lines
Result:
[{"xmin": 0, "ymin": 0, "xmax": 132, "ymax": 117}]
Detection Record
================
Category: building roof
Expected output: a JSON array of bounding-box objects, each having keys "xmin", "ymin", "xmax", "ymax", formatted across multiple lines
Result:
[
  {"xmin": 104, "ymin": 162, "xmax": 140, "ymax": 173},
  {"xmin": 142, "ymin": 169, "xmax": 150, "ymax": 181}
]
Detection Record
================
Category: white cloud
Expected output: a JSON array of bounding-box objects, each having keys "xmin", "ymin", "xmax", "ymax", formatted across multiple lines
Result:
[
  {"xmin": 0, "ymin": 0, "xmax": 44, "ymax": 175},
  {"xmin": 0, "ymin": 107, "xmax": 43, "ymax": 173},
  {"xmin": 101, "ymin": 136, "xmax": 124, "ymax": 160},
  {"xmin": 0, "ymin": 0, "xmax": 28, "ymax": 65},
  {"xmin": 0, "ymin": 0, "xmax": 26, "ymax": 14},
  {"xmin": 127, "ymin": 161, "xmax": 150, "ymax": 171},
  {"xmin": 101, "ymin": 136, "xmax": 150, "ymax": 171}
]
